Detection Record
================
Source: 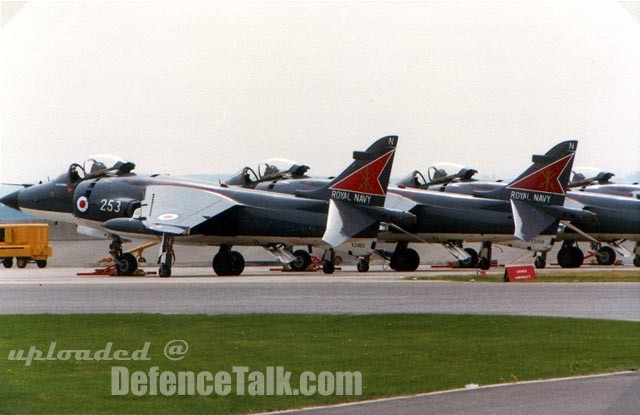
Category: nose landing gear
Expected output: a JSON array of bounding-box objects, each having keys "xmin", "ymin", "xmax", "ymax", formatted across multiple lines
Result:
[{"xmin": 110, "ymin": 236, "xmax": 138, "ymax": 276}]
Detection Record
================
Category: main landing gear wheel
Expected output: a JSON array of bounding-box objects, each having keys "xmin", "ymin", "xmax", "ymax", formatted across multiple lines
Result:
[
  {"xmin": 458, "ymin": 247, "xmax": 478, "ymax": 268},
  {"xmin": 116, "ymin": 253, "xmax": 138, "ymax": 276},
  {"xmin": 2, "ymin": 258, "xmax": 13, "ymax": 268},
  {"xmin": 212, "ymin": 250, "xmax": 245, "ymax": 276},
  {"xmin": 357, "ymin": 257, "xmax": 370, "ymax": 273},
  {"xmin": 557, "ymin": 242, "xmax": 584, "ymax": 268},
  {"xmin": 390, "ymin": 248, "xmax": 420, "ymax": 272},
  {"xmin": 595, "ymin": 246, "xmax": 616, "ymax": 266},
  {"xmin": 290, "ymin": 249, "xmax": 312, "ymax": 272}
]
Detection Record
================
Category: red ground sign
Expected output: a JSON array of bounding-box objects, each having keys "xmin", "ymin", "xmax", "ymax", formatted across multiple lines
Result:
[{"xmin": 504, "ymin": 265, "xmax": 536, "ymax": 282}]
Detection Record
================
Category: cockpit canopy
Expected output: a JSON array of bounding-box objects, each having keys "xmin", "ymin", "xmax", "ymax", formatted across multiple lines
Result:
[
  {"xmin": 225, "ymin": 158, "xmax": 310, "ymax": 188},
  {"xmin": 570, "ymin": 167, "xmax": 615, "ymax": 187},
  {"xmin": 396, "ymin": 162, "xmax": 478, "ymax": 188},
  {"xmin": 69, "ymin": 154, "xmax": 135, "ymax": 182}
]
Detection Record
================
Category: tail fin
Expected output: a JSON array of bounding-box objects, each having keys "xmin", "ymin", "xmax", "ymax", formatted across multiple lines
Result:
[
  {"xmin": 475, "ymin": 140, "xmax": 577, "ymax": 205},
  {"xmin": 475, "ymin": 140, "xmax": 578, "ymax": 241},
  {"xmin": 296, "ymin": 135, "xmax": 398, "ymax": 207},
  {"xmin": 503, "ymin": 140, "xmax": 577, "ymax": 206},
  {"xmin": 306, "ymin": 135, "xmax": 399, "ymax": 248}
]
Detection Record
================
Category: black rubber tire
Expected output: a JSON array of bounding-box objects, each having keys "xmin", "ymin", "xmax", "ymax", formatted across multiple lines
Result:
[
  {"xmin": 16, "ymin": 258, "xmax": 27, "ymax": 269},
  {"xmin": 357, "ymin": 258, "xmax": 370, "ymax": 273},
  {"xmin": 323, "ymin": 260, "xmax": 335, "ymax": 274},
  {"xmin": 570, "ymin": 247, "xmax": 584, "ymax": 268},
  {"xmin": 391, "ymin": 248, "xmax": 420, "ymax": 272},
  {"xmin": 159, "ymin": 264, "xmax": 172, "ymax": 278},
  {"xmin": 634, "ymin": 255, "xmax": 640, "ymax": 267},
  {"xmin": 212, "ymin": 253, "xmax": 230, "ymax": 276},
  {"xmin": 534, "ymin": 256, "xmax": 546, "ymax": 269},
  {"xmin": 36, "ymin": 260, "xmax": 47, "ymax": 269},
  {"xmin": 595, "ymin": 246, "xmax": 615, "ymax": 266},
  {"xmin": 458, "ymin": 248, "xmax": 479, "ymax": 268},
  {"xmin": 290, "ymin": 249, "xmax": 312, "ymax": 272},
  {"xmin": 557, "ymin": 248, "xmax": 573, "ymax": 268},
  {"xmin": 116, "ymin": 253, "xmax": 138, "ymax": 276},
  {"xmin": 229, "ymin": 251, "xmax": 245, "ymax": 276},
  {"xmin": 2, "ymin": 258, "xmax": 13, "ymax": 268},
  {"xmin": 478, "ymin": 257, "xmax": 491, "ymax": 271}
]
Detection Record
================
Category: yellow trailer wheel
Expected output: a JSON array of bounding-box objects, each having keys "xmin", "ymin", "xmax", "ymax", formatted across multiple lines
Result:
[{"xmin": 2, "ymin": 258, "xmax": 13, "ymax": 268}]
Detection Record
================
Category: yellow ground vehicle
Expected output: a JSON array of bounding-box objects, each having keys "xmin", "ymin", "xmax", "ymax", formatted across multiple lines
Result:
[{"xmin": 0, "ymin": 224, "xmax": 53, "ymax": 268}]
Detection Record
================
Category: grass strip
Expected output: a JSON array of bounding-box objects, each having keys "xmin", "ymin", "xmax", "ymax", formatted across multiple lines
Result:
[{"xmin": 0, "ymin": 314, "xmax": 638, "ymax": 414}]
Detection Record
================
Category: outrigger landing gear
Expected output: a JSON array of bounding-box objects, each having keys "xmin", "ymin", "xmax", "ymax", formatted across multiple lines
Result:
[
  {"xmin": 212, "ymin": 244, "xmax": 245, "ymax": 276},
  {"xmin": 322, "ymin": 249, "xmax": 336, "ymax": 274},
  {"xmin": 458, "ymin": 247, "xmax": 479, "ymax": 268},
  {"xmin": 478, "ymin": 241, "xmax": 492, "ymax": 270},
  {"xmin": 110, "ymin": 235, "xmax": 137, "ymax": 276},
  {"xmin": 357, "ymin": 256, "xmax": 370, "ymax": 273},
  {"xmin": 290, "ymin": 249, "xmax": 312, "ymax": 272},
  {"xmin": 390, "ymin": 241, "xmax": 420, "ymax": 272},
  {"xmin": 591, "ymin": 242, "xmax": 616, "ymax": 266},
  {"xmin": 158, "ymin": 234, "xmax": 175, "ymax": 278},
  {"xmin": 534, "ymin": 251, "xmax": 547, "ymax": 269},
  {"xmin": 557, "ymin": 240, "xmax": 584, "ymax": 268}
]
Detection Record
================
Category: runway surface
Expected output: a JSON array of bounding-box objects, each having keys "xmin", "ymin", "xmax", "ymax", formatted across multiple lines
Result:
[
  {"xmin": 267, "ymin": 371, "xmax": 640, "ymax": 415},
  {"xmin": 1, "ymin": 266, "xmax": 639, "ymax": 320},
  {"xmin": 2, "ymin": 266, "xmax": 639, "ymax": 414}
]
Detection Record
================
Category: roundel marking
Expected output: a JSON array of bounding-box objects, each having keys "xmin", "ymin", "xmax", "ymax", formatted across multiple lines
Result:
[
  {"xmin": 76, "ymin": 196, "xmax": 89, "ymax": 213},
  {"xmin": 158, "ymin": 213, "xmax": 179, "ymax": 221}
]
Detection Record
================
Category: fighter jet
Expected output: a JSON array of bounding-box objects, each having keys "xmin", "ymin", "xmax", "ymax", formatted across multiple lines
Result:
[
  {"xmin": 0, "ymin": 136, "xmax": 410, "ymax": 276},
  {"xmin": 407, "ymin": 159, "xmax": 640, "ymax": 268},
  {"xmin": 227, "ymin": 140, "xmax": 582, "ymax": 271},
  {"xmin": 569, "ymin": 168, "xmax": 640, "ymax": 199}
]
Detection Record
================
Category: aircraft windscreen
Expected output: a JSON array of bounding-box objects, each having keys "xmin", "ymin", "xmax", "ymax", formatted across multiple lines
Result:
[
  {"xmin": 226, "ymin": 167, "xmax": 259, "ymax": 186},
  {"xmin": 426, "ymin": 162, "xmax": 476, "ymax": 183},
  {"xmin": 571, "ymin": 166, "xmax": 613, "ymax": 183},
  {"xmin": 258, "ymin": 158, "xmax": 307, "ymax": 179},
  {"xmin": 426, "ymin": 162, "xmax": 463, "ymax": 178},
  {"xmin": 82, "ymin": 154, "xmax": 132, "ymax": 176}
]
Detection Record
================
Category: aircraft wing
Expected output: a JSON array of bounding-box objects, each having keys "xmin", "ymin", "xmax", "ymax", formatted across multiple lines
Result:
[{"xmin": 104, "ymin": 185, "xmax": 238, "ymax": 236}]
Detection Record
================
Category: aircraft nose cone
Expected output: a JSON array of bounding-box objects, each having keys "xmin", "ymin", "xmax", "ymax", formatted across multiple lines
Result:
[{"xmin": 0, "ymin": 190, "xmax": 21, "ymax": 211}]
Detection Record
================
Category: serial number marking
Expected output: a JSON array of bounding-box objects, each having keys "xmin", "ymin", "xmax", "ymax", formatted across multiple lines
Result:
[{"xmin": 99, "ymin": 199, "xmax": 122, "ymax": 213}]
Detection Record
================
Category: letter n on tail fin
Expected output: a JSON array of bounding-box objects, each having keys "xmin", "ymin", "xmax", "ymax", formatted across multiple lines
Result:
[{"xmin": 297, "ymin": 135, "xmax": 398, "ymax": 207}]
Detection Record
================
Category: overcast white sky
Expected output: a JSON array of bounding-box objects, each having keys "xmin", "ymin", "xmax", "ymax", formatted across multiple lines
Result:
[{"xmin": 1, "ymin": 1, "xmax": 639, "ymax": 183}]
